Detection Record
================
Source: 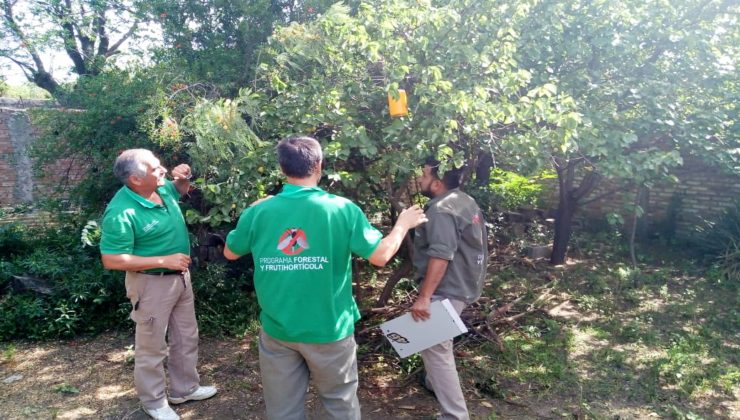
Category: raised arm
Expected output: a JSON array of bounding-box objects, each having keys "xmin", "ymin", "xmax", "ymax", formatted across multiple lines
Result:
[
  {"xmin": 368, "ymin": 205, "xmax": 427, "ymax": 266},
  {"xmin": 170, "ymin": 164, "xmax": 192, "ymax": 196}
]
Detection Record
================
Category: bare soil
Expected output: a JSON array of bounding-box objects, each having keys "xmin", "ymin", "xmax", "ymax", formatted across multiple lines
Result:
[{"xmin": 0, "ymin": 332, "xmax": 509, "ymax": 420}]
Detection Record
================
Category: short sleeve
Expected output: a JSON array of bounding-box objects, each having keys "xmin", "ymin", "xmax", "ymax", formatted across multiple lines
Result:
[
  {"xmin": 424, "ymin": 213, "xmax": 458, "ymax": 260},
  {"xmin": 100, "ymin": 209, "xmax": 135, "ymax": 255},
  {"xmin": 226, "ymin": 207, "xmax": 255, "ymax": 256},
  {"xmin": 163, "ymin": 180, "xmax": 179, "ymax": 198},
  {"xmin": 349, "ymin": 206, "xmax": 383, "ymax": 259}
]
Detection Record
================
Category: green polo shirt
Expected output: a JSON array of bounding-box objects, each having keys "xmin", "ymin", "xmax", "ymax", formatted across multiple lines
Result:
[
  {"xmin": 226, "ymin": 184, "xmax": 383, "ymax": 343},
  {"xmin": 100, "ymin": 180, "xmax": 190, "ymax": 261}
]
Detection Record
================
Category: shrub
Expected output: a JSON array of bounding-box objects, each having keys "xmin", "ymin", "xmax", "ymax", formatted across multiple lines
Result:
[
  {"xmin": 192, "ymin": 263, "xmax": 260, "ymax": 336},
  {"xmin": 0, "ymin": 223, "xmax": 260, "ymax": 340},
  {"xmin": 469, "ymin": 169, "xmax": 554, "ymax": 216},
  {"xmin": 0, "ymin": 224, "xmax": 128, "ymax": 340},
  {"xmin": 695, "ymin": 201, "xmax": 740, "ymax": 281}
]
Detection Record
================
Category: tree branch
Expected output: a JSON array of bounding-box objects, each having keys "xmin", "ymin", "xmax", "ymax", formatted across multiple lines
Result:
[
  {"xmin": 2, "ymin": 0, "xmax": 59, "ymax": 93},
  {"xmin": 51, "ymin": 1, "xmax": 87, "ymax": 75},
  {"xmin": 571, "ymin": 170, "xmax": 601, "ymax": 202},
  {"xmin": 105, "ymin": 20, "xmax": 138, "ymax": 57}
]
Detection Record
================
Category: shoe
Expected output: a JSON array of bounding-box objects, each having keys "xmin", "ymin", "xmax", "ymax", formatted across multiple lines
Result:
[
  {"xmin": 142, "ymin": 405, "xmax": 180, "ymax": 420},
  {"xmin": 168, "ymin": 385, "xmax": 218, "ymax": 405}
]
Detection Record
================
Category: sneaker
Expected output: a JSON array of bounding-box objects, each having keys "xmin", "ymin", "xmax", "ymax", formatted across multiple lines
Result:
[
  {"xmin": 142, "ymin": 405, "xmax": 180, "ymax": 420},
  {"xmin": 168, "ymin": 385, "xmax": 218, "ymax": 405}
]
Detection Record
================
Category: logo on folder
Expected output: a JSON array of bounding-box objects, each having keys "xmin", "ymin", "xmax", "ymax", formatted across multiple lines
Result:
[{"xmin": 277, "ymin": 228, "xmax": 310, "ymax": 255}]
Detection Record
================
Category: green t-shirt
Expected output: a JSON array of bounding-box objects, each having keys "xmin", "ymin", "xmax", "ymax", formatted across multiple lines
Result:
[
  {"xmin": 226, "ymin": 184, "xmax": 383, "ymax": 343},
  {"xmin": 100, "ymin": 180, "xmax": 190, "ymax": 262}
]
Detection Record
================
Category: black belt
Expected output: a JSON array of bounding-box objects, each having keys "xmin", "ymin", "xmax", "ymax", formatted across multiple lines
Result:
[{"xmin": 136, "ymin": 270, "xmax": 185, "ymax": 276}]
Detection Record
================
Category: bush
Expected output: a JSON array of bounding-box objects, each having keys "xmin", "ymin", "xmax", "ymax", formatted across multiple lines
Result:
[
  {"xmin": 469, "ymin": 169, "xmax": 554, "ymax": 216},
  {"xmin": 0, "ymin": 224, "xmax": 129, "ymax": 340},
  {"xmin": 695, "ymin": 201, "xmax": 740, "ymax": 281},
  {"xmin": 0, "ymin": 223, "xmax": 260, "ymax": 340},
  {"xmin": 192, "ymin": 263, "xmax": 260, "ymax": 336}
]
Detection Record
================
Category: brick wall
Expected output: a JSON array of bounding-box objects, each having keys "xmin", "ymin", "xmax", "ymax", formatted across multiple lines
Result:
[
  {"xmin": 551, "ymin": 157, "xmax": 740, "ymax": 238},
  {"xmin": 0, "ymin": 98, "xmax": 84, "ymax": 225}
]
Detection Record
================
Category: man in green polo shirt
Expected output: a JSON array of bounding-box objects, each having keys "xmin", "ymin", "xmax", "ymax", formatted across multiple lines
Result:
[
  {"xmin": 224, "ymin": 136, "xmax": 427, "ymax": 420},
  {"xmin": 100, "ymin": 149, "xmax": 216, "ymax": 420}
]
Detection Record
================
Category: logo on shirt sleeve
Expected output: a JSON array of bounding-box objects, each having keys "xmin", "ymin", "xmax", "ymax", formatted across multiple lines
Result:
[{"xmin": 277, "ymin": 228, "xmax": 310, "ymax": 255}]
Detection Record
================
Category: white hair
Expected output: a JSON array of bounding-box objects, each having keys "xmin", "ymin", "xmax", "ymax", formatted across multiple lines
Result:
[{"xmin": 113, "ymin": 149, "xmax": 154, "ymax": 184}]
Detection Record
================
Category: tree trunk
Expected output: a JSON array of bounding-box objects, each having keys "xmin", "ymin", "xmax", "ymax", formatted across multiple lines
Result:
[
  {"xmin": 549, "ymin": 160, "xmax": 600, "ymax": 265},
  {"xmin": 475, "ymin": 151, "xmax": 494, "ymax": 186},
  {"xmin": 32, "ymin": 70, "xmax": 59, "ymax": 96},
  {"xmin": 550, "ymin": 194, "xmax": 575, "ymax": 265},
  {"xmin": 377, "ymin": 259, "xmax": 413, "ymax": 307}
]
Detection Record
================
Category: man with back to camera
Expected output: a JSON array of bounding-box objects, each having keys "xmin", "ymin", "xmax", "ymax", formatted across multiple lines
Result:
[
  {"xmin": 410, "ymin": 157, "xmax": 488, "ymax": 420},
  {"xmin": 223, "ymin": 135, "xmax": 428, "ymax": 420},
  {"xmin": 100, "ymin": 149, "xmax": 216, "ymax": 420}
]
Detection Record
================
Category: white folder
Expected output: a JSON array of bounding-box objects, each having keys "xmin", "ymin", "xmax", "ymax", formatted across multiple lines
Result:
[{"xmin": 380, "ymin": 299, "xmax": 468, "ymax": 358}]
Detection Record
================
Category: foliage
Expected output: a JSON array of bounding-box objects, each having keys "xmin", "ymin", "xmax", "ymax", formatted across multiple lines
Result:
[
  {"xmin": 0, "ymin": 0, "xmax": 148, "ymax": 96},
  {"xmin": 29, "ymin": 70, "xmax": 161, "ymax": 215},
  {"xmin": 191, "ymin": 263, "xmax": 260, "ymax": 336},
  {"xmin": 0, "ymin": 224, "xmax": 128, "ymax": 340},
  {"xmin": 179, "ymin": 94, "xmax": 274, "ymax": 227},
  {"xmin": 226, "ymin": 0, "xmax": 576, "ymax": 218},
  {"xmin": 145, "ymin": 0, "xmax": 338, "ymax": 94},
  {"xmin": 80, "ymin": 220, "xmax": 101, "ymax": 247},
  {"xmin": 472, "ymin": 169, "xmax": 553, "ymax": 213},
  {"xmin": 695, "ymin": 201, "xmax": 740, "ymax": 281},
  {"xmin": 518, "ymin": 0, "xmax": 738, "ymax": 263},
  {"xmin": 1, "ymin": 82, "xmax": 52, "ymax": 99},
  {"xmin": 52, "ymin": 383, "xmax": 80, "ymax": 394},
  {"xmin": 0, "ymin": 223, "xmax": 262, "ymax": 340}
]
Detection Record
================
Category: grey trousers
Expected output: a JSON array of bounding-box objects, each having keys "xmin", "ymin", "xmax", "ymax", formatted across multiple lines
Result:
[
  {"xmin": 421, "ymin": 297, "xmax": 470, "ymax": 420},
  {"xmin": 125, "ymin": 271, "xmax": 200, "ymax": 409},
  {"xmin": 258, "ymin": 329, "xmax": 361, "ymax": 420}
]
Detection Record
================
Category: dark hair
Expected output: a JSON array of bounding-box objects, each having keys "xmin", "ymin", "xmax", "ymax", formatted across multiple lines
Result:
[
  {"xmin": 277, "ymin": 136, "xmax": 323, "ymax": 178},
  {"xmin": 423, "ymin": 156, "xmax": 462, "ymax": 189}
]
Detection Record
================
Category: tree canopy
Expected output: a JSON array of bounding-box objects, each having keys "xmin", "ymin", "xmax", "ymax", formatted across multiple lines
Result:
[
  {"xmin": 1, "ymin": 0, "xmax": 147, "ymax": 96},
  {"xmin": 18, "ymin": 0, "xmax": 739, "ymax": 265}
]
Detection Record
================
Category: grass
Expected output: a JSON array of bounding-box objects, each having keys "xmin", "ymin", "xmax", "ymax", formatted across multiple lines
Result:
[
  {"xmin": 2, "ymin": 344, "xmax": 16, "ymax": 363},
  {"xmin": 449, "ymin": 235, "xmax": 739, "ymax": 418}
]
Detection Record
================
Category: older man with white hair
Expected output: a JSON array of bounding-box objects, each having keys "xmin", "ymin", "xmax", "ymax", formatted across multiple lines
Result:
[{"xmin": 100, "ymin": 149, "xmax": 216, "ymax": 420}]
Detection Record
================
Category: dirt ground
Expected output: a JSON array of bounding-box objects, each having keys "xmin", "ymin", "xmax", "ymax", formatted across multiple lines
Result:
[
  {"xmin": 0, "ymin": 332, "xmax": 516, "ymax": 420},
  {"xmin": 1, "ymin": 324, "xmax": 735, "ymax": 419}
]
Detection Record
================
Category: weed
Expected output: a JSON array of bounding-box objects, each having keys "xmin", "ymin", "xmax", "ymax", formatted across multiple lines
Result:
[
  {"xmin": 592, "ymin": 348, "xmax": 627, "ymax": 369},
  {"xmin": 665, "ymin": 404, "xmax": 703, "ymax": 420},
  {"xmin": 2, "ymin": 344, "xmax": 16, "ymax": 362},
  {"xmin": 52, "ymin": 382, "xmax": 80, "ymax": 394},
  {"xmin": 398, "ymin": 353, "xmax": 422, "ymax": 376}
]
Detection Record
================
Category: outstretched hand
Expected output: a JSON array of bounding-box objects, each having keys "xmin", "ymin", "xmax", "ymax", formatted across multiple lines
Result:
[{"xmin": 396, "ymin": 205, "xmax": 428, "ymax": 230}]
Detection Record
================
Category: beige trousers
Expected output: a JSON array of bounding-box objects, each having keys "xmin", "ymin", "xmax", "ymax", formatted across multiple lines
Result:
[
  {"xmin": 258, "ymin": 330, "xmax": 360, "ymax": 420},
  {"xmin": 421, "ymin": 297, "xmax": 470, "ymax": 420},
  {"xmin": 125, "ymin": 271, "xmax": 200, "ymax": 409}
]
